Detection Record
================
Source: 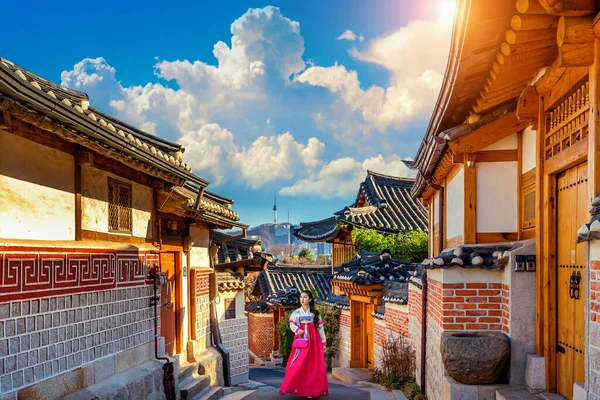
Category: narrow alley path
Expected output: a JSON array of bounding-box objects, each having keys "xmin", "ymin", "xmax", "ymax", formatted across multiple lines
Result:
[{"xmin": 225, "ymin": 367, "xmax": 371, "ymax": 400}]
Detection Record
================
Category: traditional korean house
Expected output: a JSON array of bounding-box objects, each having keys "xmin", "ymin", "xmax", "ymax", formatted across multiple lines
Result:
[
  {"xmin": 409, "ymin": 1, "xmax": 600, "ymax": 398},
  {"xmin": 246, "ymin": 265, "xmax": 332, "ymax": 361},
  {"xmin": 328, "ymin": 250, "xmax": 416, "ymax": 371},
  {"xmin": 294, "ymin": 171, "xmax": 428, "ymax": 267},
  {"xmin": 0, "ymin": 57, "xmax": 249, "ymax": 399}
]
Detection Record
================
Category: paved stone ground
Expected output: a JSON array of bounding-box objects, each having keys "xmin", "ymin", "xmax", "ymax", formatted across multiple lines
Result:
[{"xmin": 224, "ymin": 367, "xmax": 371, "ymax": 400}]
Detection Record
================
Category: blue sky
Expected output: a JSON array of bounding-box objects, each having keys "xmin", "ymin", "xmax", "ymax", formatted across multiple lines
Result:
[{"xmin": 3, "ymin": 0, "xmax": 454, "ymax": 227}]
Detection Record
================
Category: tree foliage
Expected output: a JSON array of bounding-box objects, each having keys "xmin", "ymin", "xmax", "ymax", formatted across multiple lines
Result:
[
  {"xmin": 277, "ymin": 311, "xmax": 295, "ymax": 363},
  {"xmin": 317, "ymin": 303, "xmax": 341, "ymax": 371},
  {"xmin": 298, "ymin": 248, "xmax": 315, "ymax": 262},
  {"xmin": 351, "ymin": 228, "xmax": 428, "ymax": 262}
]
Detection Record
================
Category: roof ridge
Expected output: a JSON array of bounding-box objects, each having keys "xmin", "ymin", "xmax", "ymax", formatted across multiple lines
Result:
[{"xmin": 366, "ymin": 170, "xmax": 416, "ymax": 182}]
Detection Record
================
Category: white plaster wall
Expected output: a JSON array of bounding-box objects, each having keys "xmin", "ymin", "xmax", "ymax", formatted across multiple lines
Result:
[
  {"xmin": 181, "ymin": 254, "xmax": 189, "ymax": 348},
  {"xmin": 216, "ymin": 290, "xmax": 237, "ymax": 320},
  {"xmin": 446, "ymin": 168, "xmax": 464, "ymax": 239},
  {"xmin": 190, "ymin": 224, "xmax": 210, "ymax": 268},
  {"xmin": 477, "ymin": 162, "xmax": 518, "ymax": 233},
  {"xmin": 483, "ymin": 133, "xmax": 518, "ymax": 151},
  {"xmin": 0, "ymin": 129, "xmax": 75, "ymax": 240},
  {"xmin": 522, "ymin": 126, "xmax": 536, "ymax": 173},
  {"xmin": 81, "ymin": 165, "xmax": 152, "ymax": 238}
]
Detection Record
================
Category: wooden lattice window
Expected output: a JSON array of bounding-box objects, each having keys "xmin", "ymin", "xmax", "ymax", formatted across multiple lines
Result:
[
  {"xmin": 225, "ymin": 298, "xmax": 236, "ymax": 320},
  {"xmin": 522, "ymin": 189, "xmax": 536, "ymax": 230},
  {"xmin": 544, "ymin": 80, "xmax": 589, "ymax": 161},
  {"xmin": 108, "ymin": 178, "xmax": 132, "ymax": 233}
]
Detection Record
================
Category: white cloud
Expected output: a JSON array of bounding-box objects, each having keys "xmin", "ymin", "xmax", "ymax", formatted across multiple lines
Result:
[
  {"xmin": 337, "ymin": 30, "xmax": 359, "ymax": 41},
  {"xmin": 297, "ymin": 16, "xmax": 452, "ymax": 143},
  {"xmin": 280, "ymin": 155, "xmax": 415, "ymax": 199}
]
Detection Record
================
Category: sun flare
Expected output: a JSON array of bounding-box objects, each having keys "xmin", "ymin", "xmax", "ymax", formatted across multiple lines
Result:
[{"xmin": 437, "ymin": 0, "xmax": 456, "ymax": 21}]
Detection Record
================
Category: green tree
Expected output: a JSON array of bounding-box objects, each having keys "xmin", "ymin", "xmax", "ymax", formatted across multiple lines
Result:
[
  {"xmin": 298, "ymin": 248, "xmax": 315, "ymax": 262},
  {"xmin": 351, "ymin": 228, "xmax": 428, "ymax": 262}
]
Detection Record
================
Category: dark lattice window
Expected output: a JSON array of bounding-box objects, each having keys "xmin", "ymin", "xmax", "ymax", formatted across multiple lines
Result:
[
  {"xmin": 108, "ymin": 178, "xmax": 132, "ymax": 233},
  {"xmin": 225, "ymin": 298, "xmax": 236, "ymax": 320}
]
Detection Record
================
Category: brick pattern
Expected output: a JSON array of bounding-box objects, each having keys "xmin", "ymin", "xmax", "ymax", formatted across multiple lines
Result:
[
  {"xmin": 425, "ymin": 317, "xmax": 443, "ymax": 400},
  {"xmin": 0, "ymin": 287, "xmax": 154, "ymax": 394},
  {"xmin": 384, "ymin": 304, "xmax": 408, "ymax": 337},
  {"xmin": 501, "ymin": 284, "xmax": 510, "ymax": 334},
  {"xmin": 408, "ymin": 284, "xmax": 422, "ymax": 386},
  {"xmin": 428, "ymin": 279, "xmax": 504, "ymax": 331},
  {"xmin": 0, "ymin": 248, "xmax": 156, "ymax": 302},
  {"xmin": 247, "ymin": 313, "xmax": 273, "ymax": 358},
  {"xmin": 219, "ymin": 317, "xmax": 248, "ymax": 379},
  {"xmin": 591, "ymin": 261, "xmax": 600, "ymax": 323},
  {"xmin": 195, "ymin": 295, "xmax": 210, "ymax": 346},
  {"xmin": 374, "ymin": 320, "xmax": 386, "ymax": 348},
  {"xmin": 340, "ymin": 312, "xmax": 350, "ymax": 328},
  {"xmin": 590, "ymin": 261, "xmax": 600, "ymax": 398}
]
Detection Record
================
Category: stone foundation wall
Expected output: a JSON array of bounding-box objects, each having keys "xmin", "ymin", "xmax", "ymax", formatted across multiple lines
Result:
[
  {"xmin": 0, "ymin": 287, "xmax": 154, "ymax": 396},
  {"xmin": 373, "ymin": 319, "xmax": 386, "ymax": 370},
  {"xmin": 425, "ymin": 317, "xmax": 443, "ymax": 400},
  {"xmin": 193, "ymin": 269, "xmax": 211, "ymax": 351},
  {"xmin": 336, "ymin": 311, "xmax": 350, "ymax": 368},
  {"xmin": 219, "ymin": 317, "xmax": 248, "ymax": 385},
  {"xmin": 247, "ymin": 313, "xmax": 273, "ymax": 358},
  {"xmin": 590, "ymin": 260, "xmax": 600, "ymax": 398}
]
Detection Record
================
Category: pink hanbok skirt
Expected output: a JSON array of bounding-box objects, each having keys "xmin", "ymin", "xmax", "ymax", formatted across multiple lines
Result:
[{"xmin": 279, "ymin": 322, "xmax": 329, "ymax": 397}]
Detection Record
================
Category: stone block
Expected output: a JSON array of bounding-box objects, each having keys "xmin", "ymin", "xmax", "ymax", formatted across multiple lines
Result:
[
  {"xmin": 573, "ymin": 382, "xmax": 587, "ymax": 400},
  {"xmin": 21, "ymin": 301, "xmax": 30, "ymax": 316},
  {"xmin": 27, "ymin": 350, "xmax": 37, "ymax": 367},
  {"xmin": 16, "ymin": 319, "xmax": 25, "ymax": 336},
  {"xmin": 93, "ymin": 354, "xmax": 116, "ymax": 382},
  {"xmin": 525, "ymin": 354, "xmax": 545, "ymax": 392},
  {"xmin": 10, "ymin": 303, "xmax": 21, "ymax": 318},
  {"xmin": 0, "ymin": 374, "xmax": 12, "ymax": 393}
]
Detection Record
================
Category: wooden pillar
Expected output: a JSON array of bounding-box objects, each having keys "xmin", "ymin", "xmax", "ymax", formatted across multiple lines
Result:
[
  {"xmin": 535, "ymin": 97, "xmax": 545, "ymax": 357},
  {"xmin": 517, "ymin": 131, "xmax": 524, "ymax": 240},
  {"xmin": 588, "ymin": 36, "xmax": 600, "ymax": 204},
  {"xmin": 464, "ymin": 154, "xmax": 477, "ymax": 244}
]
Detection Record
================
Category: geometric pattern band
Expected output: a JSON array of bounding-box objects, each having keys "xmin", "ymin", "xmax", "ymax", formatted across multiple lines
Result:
[{"xmin": 0, "ymin": 247, "xmax": 157, "ymax": 302}]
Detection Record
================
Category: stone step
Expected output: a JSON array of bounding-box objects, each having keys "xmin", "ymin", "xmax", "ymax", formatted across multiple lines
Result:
[
  {"xmin": 496, "ymin": 389, "xmax": 542, "ymax": 400},
  {"xmin": 180, "ymin": 375, "xmax": 211, "ymax": 400},
  {"xmin": 190, "ymin": 386, "xmax": 223, "ymax": 400},
  {"xmin": 178, "ymin": 363, "xmax": 200, "ymax": 382}
]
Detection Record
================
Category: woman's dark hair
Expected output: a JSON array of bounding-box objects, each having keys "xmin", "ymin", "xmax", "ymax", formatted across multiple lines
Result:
[{"xmin": 301, "ymin": 290, "xmax": 320, "ymax": 329}]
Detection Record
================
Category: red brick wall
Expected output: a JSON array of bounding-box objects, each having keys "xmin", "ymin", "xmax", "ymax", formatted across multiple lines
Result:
[
  {"xmin": 340, "ymin": 312, "xmax": 350, "ymax": 328},
  {"xmin": 385, "ymin": 304, "xmax": 409, "ymax": 336},
  {"xmin": 428, "ymin": 279, "xmax": 504, "ymax": 331},
  {"xmin": 591, "ymin": 261, "xmax": 600, "ymax": 322},
  {"xmin": 248, "ymin": 313, "xmax": 274, "ymax": 358},
  {"xmin": 409, "ymin": 284, "xmax": 423, "ymax": 325},
  {"xmin": 502, "ymin": 284, "xmax": 510, "ymax": 333},
  {"xmin": 374, "ymin": 320, "xmax": 386, "ymax": 347}
]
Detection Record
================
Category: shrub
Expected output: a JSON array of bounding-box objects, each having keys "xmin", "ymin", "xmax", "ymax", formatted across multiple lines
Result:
[
  {"xmin": 371, "ymin": 335, "xmax": 425, "ymax": 399},
  {"xmin": 277, "ymin": 312, "xmax": 295, "ymax": 364},
  {"xmin": 317, "ymin": 303, "xmax": 341, "ymax": 371}
]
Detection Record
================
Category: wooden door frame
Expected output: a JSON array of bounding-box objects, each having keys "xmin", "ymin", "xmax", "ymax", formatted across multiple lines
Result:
[
  {"xmin": 348, "ymin": 295, "xmax": 378, "ymax": 368},
  {"xmin": 160, "ymin": 245, "xmax": 183, "ymax": 355}
]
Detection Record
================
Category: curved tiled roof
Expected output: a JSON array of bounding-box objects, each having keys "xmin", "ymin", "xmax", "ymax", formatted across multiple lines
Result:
[
  {"xmin": 253, "ymin": 265, "xmax": 332, "ymax": 301},
  {"xmin": 333, "ymin": 250, "xmax": 417, "ymax": 285},
  {"xmin": 0, "ymin": 58, "xmax": 203, "ymax": 185},
  {"xmin": 294, "ymin": 172, "xmax": 428, "ymax": 242},
  {"xmin": 217, "ymin": 272, "xmax": 246, "ymax": 292}
]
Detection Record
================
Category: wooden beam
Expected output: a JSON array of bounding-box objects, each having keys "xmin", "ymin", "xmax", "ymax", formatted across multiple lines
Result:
[
  {"xmin": 538, "ymin": 0, "xmax": 597, "ymax": 16},
  {"xmin": 505, "ymin": 28, "xmax": 557, "ymax": 45},
  {"xmin": 542, "ymin": 172, "xmax": 557, "ymax": 392},
  {"xmin": 558, "ymin": 43, "xmax": 594, "ymax": 66},
  {"xmin": 535, "ymin": 58, "xmax": 567, "ymax": 95},
  {"xmin": 0, "ymin": 111, "xmax": 11, "ymax": 130},
  {"xmin": 511, "ymin": 14, "xmax": 558, "ymax": 31},
  {"xmin": 589, "ymin": 37, "xmax": 600, "ymax": 206},
  {"xmin": 535, "ymin": 97, "xmax": 545, "ymax": 357},
  {"xmin": 543, "ymin": 63, "xmax": 588, "ymax": 110},
  {"xmin": 557, "ymin": 16, "xmax": 595, "ymax": 66},
  {"xmin": 517, "ymin": 131, "xmax": 524, "ymax": 240},
  {"xmin": 75, "ymin": 151, "xmax": 82, "ymax": 241},
  {"xmin": 464, "ymin": 153, "xmax": 477, "ymax": 244},
  {"xmin": 448, "ymin": 111, "xmax": 528, "ymax": 154},
  {"xmin": 543, "ymin": 137, "xmax": 588, "ymax": 174},
  {"xmin": 516, "ymin": 0, "xmax": 549, "ymax": 14},
  {"xmin": 454, "ymin": 150, "xmax": 519, "ymax": 163},
  {"xmin": 476, "ymin": 232, "xmax": 519, "ymax": 243},
  {"xmin": 517, "ymin": 85, "xmax": 541, "ymax": 123},
  {"xmin": 501, "ymin": 38, "xmax": 556, "ymax": 57}
]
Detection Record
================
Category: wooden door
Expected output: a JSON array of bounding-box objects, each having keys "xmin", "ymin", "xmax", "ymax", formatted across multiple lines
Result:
[
  {"xmin": 160, "ymin": 253, "xmax": 178, "ymax": 356},
  {"xmin": 556, "ymin": 163, "xmax": 587, "ymax": 399},
  {"xmin": 366, "ymin": 303, "xmax": 374, "ymax": 369},
  {"xmin": 350, "ymin": 301, "xmax": 364, "ymax": 367}
]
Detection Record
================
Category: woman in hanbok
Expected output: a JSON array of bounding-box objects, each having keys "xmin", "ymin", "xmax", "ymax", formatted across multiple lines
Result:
[{"xmin": 279, "ymin": 290, "xmax": 329, "ymax": 398}]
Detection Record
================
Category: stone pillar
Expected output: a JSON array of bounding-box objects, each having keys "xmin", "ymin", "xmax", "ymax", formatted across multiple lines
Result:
[
  {"xmin": 408, "ymin": 281, "xmax": 423, "ymax": 388},
  {"xmin": 336, "ymin": 310, "xmax": 351, "ymax": 368}
]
